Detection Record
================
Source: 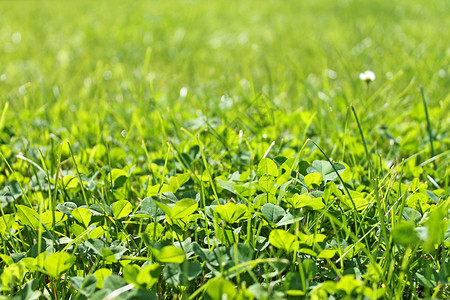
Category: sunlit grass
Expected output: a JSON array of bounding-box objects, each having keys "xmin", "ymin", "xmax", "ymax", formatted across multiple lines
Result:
[{"xmin": 0, "ymin": 0, "xmax": 448, "ymax": 299}]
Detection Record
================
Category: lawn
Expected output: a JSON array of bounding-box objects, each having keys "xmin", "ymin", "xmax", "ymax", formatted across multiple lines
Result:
[{"xmin": 0, "ymin": 0, "xmax": 449, "ymax": 299}]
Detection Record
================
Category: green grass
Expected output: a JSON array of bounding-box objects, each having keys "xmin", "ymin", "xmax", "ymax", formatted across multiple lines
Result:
[{"xmin": 0, "ymin": 0, "xmax": 449, "ymax": 299}]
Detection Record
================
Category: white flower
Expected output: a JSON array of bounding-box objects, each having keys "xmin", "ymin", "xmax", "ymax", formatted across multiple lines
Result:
[
  {"xmin": 359, "ymin": 70, "xmax": 376, "ymax": 82},
  {"xmin": 179, "ymin": 87, "xmax": 188, "ymax": 98}
]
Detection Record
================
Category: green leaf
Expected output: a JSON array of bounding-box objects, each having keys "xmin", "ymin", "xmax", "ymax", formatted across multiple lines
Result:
[
  {"xmin": 269, "ymin": 229, "xmax": 298, "ymax": 252},
  {"xmin": 0, "ymin": 214, "xmax": 15, "ymax": 235},
  {"xmin": 136, "ymin": 263, "xmax": 161, "ymax": 289},
  {"xmin": 304, "ymin": 173, "xmax": 323, "ymax": 188},
  {"xmin": 101, "ymin": 248, "xmax": 117, "ymax": 262},
  {"xmin": 0, "ymin": 254, "xmax": 14, "ymax": 266},
  {"xmin": 392, "ymin": 222, "xmax": 419, "ymax": 247},
  {"xmin": 15, "ymin": 279, "xmax": 42, "ymax": 300},
  {"xmin": 71, "ymin": 207, "xmax": 92, "ymax": 227},
  {"xmin": 153, "ymin": 201, "xmax": 173, "ymax": 217},
  {"xmin": 248, "ymin": 283, "xmax": 272, "ymax": 299},
  {"xmin": 318, "ymin": 249, "xmax": 336, "ymax": 259},
  {"xmin": 57, "ymin": 202, "xmax": 77, "ymax": 214},
  {"xmin": 103, "ymin": 274, "xmax": 126, "ymax": 291},
  {"xmin": 93, "ymin": 268, "xmax": 112, "ymax": 289},
  {"xmin": 0, "ymin": 180, "xmax": 22, "ymax": 206},
  {"xmin": 168, "ymin": 173, "xmax": 190, "ymax": 192},
  {"xmin": 423, "ymin": 205, "xmax": 448, "ymax": 252},
  {"xmin": 215, "ymin": 226, "xmax": 238, "ymax": 246},
  {"xmin": 70, "ymin": 274, "xmax": 97, "ymax": 298},
  {"xmin": 231, "ymin": 243, "xmax": 254, "ymax": 263},
  {"xmin": 155, "ymin": 198, "xmax": 198, "ymax": 220},
  {"xmin": 90, "ymin": 144, "xmax": 106, "ymax": 161},
  {"xmin": 16, "ymin": 205, "xmax": 39, "ymax": 229},
  {"xmin": 163, "ymin": 261, "xmax": 202, "ymax": 286},
  {"xmin": 1, "ymin": 261, "xmax": 27, "ymax": 290},
  {"xmin": 402, "ymin": 207, "xmax": 422, "ymax": 223},
  {"xmin": 298, "ymin": 232, "xmax": 326, "ymax": 246},
  {"xmin": 44, "ymin": 252, "xmax": 75, "ymax": 277},
  {"xmin": 22, "ymin": 256, "xmax": 41, "ymax": 272},
  {"xmin": 276, "ymin": 212, "xmax": 304, "ymax": 226},
  {"xmin": 353, "ymin": 197, "xmax": 370, "ymax": 211},
  {"xmin": 215, "ymin": 202, "xmax": 247, "ymax": 224},
  {"xmin": 261, "ymin": 203, "xmax": 285, "ymax": 223},
  {"xmin": 111, "ymin": 200, "xmax": 133, "ymax": 219},
  {"xmin": 88, "ymin": 226, "xmax": 105, "ymax": 239},
  {"xmin": 307, "ymin": 160, "xmax": 345, "ymax": 182},
  {"xmin": 335, "ymin": 275, "xmax": 362, "ymax": 295},
  {"xmin": 71, "ymin": 224, "xmax": 85, "ymax": 238},
  {"xmin": 288, "ymin": 194, "xmax": 324, "ymax": 210},
  {"xmin": 171, "ymin": 198, "xmax": 198, "ymax": 219},
  {"xmin": 123, "ymin": 264, "xmax": 140, "ymax": 284},
  {"xmin": 216, "ymin": 178, "xmax": 236, "ymax": 194},
  {"xmin": 140, "ymin": 197, "xmax": 165, "ymax": 217},
  {"xmin": 415, "ymin": 266, "xmax": 439, "ymax": 288},
  {"xmin": 257, "ymin": 158, "xmax": 278, "ymax": 177},
  {"xmin": 104, "ymin": 245, "xmax": 127, "ymax": 262},
  {"xmin": 298, "ymin": 248, "xmax": 317, "ymax": 256},
  {"xmin": 425, "ymin": 190, "xmax": 440, "ymax": 204},
  {"xmin": 285, "ymin": 271, "xmax": 305, "ymax": 295},
  {"xmin": 62, "ymin": 175, "xmax": 79, "ymax": 190},
  {"xmin": 110, "ymin": 169, "xmax": 128, "ymax": 189},
  {"xmin": 146, "ymin": 184, "xmax": 171, "ymax": 197},
  {"xmin": 206, "ymin": 278, "xmax": 237, "ymax": 300},
  {"xmin": 253, "ymin": 193, "xmax": 277, "ymax": 207},
  {"xmin": 406, "ymin": 193, "xmax": 430, "ymax": 211},
  {"xmin": 163, "ymin": 263, "xmax": 183, "ymax": 287},
  {"xmin": 80, "ymin": 274, "xmax": 97, "ymax": 297},
  {"xmin": 258, "ymin": 174, "xmax": 275, "ymax": 193},
  {"xmin": 303, "ymin": 259, "xmax": 319, "ymax": 280},
  {"xmin": 40, "ymin": 211, "xmax": 67, "ymax": 228},
  {"xmin": 85, "ymin": 238, "xmax": 105, "ymax": 256},
  {"xmin": 145, "ymin": 222, "xmax": 165, "ymax": 240},
  {"xmin": 90, "ymin": 290, "xmax": 111, "ymax": 300},
  {"xmin": 155, "ymin": 245, "xmax": 185, "ymax": 263}
]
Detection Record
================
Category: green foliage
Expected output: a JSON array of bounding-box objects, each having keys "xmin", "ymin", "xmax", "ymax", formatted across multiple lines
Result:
[
  {"xmin": 0, "ymin": 0, "xmax": 448, "ymax": 299},
  {"xmin": 44, "ymin": 252, "xmax": 75, "ymax": 278},
  {"xmin": 112, "ymin": 200, "xmax": 133, "ymax": 219},
  {"xmin": 269, "ymin": 229, "xmax": 299, "ymax": 252}
]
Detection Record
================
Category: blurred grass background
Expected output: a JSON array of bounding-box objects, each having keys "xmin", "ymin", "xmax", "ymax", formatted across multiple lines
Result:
[{"xmin": 0, "ymin": 0, "xmax": 448, "ymax": 163}]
